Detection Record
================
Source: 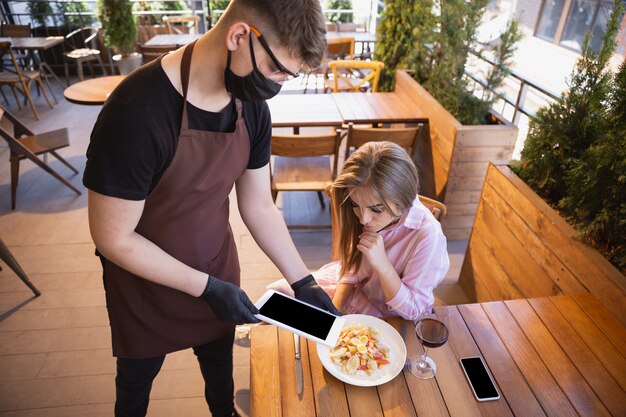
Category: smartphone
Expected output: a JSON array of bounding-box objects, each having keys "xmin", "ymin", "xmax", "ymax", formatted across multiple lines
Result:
[
  {"xmin": 460, "ymin": 356, "xmax": 500, "ymax": 401},
  {"xmin": 254, "ymin": 289, "xmax": 345, "ymax": 347}
]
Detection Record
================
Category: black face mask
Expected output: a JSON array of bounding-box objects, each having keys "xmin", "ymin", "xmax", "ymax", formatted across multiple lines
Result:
[{"xmin": 224, "ymin": 34, "xmax": 282, "ymax": 102}]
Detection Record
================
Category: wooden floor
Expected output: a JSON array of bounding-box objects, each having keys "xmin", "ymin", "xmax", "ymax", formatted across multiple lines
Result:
[{"xmin": 0, "ymin": 78, "xmax": 468, "ymax": 416}]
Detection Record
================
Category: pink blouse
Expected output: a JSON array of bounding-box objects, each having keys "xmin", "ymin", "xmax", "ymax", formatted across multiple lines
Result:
[{"xmin": 268, "ymin": 197, "xmax": 450, "ymax": 321}]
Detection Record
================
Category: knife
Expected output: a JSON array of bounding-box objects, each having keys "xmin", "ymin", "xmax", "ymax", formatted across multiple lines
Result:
[{"xmin": 294, "ymin": 333, "xmax": 303, "ymax": 395}]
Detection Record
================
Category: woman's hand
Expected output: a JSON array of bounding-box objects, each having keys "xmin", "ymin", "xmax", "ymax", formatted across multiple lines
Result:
[{"xmin": 357, "ymin": 228, "xmax": 392, "ymax": 273}]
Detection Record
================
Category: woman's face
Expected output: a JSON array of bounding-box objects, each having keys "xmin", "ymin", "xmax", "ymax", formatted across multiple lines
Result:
[{"xmin": 348, "ymin": 186, "xmax": 402, "ymax": 232}]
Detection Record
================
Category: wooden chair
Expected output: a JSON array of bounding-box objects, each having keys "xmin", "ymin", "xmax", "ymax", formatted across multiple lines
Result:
[
  {"xmin": 137, "ymin": 43, "xmax": 177, "ymax": 64},
  {"xmin": 325, "ymin": 59, "xmax": 384, "ymax": 93},
  {"xmin": 163, "ymin": 16, "xmax": 200, "ymax": 34},
  {"xmin": 0, "ymin": 237, "xmax": 40, "ymax": 296},
  {"xmin": 63, "ymin": 27, "xmax": 105, "ymax": 86},
  {"xmin": 0, "ymin": 23, "xmax": 31, "ymax": 68},
  {"xmin": 0, "ymin": 105, "xmax": 81, "ymax": 209},
  {"xmin": 336, "ymin": 22, "xmax": 366, "ymax": 32},
  {"xmin": 321, "ymin": 37, "xmax": 354, "ymax": 79},
  {"xmin": 344, "ymin": 122, "xmax": 421, "ymax": 160},
  {"xmin": 270, "ymin": 130, "xmax": 341, "ymax": 218},
  {"xmin": 418, "ymin": 194, "xmax": 447, "ymax": 221},
  {"xmin": 0, "ymin": 42, "xmax": 54, "ymax": 120}
]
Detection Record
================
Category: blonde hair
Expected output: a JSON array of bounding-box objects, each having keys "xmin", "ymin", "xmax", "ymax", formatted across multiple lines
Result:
[{"xmin": 331, "ymin": 141, "xmax": 419, "ymax": 276}]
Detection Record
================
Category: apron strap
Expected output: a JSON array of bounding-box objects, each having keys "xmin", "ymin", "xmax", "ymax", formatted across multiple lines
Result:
[{"xmin": 179, "ymin": 40, "xmax": 196, "ymax": 131}]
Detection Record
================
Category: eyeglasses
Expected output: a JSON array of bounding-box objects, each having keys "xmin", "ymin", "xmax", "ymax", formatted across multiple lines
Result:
[{"xmin": 249, "ymin": 25, "xmax": 300, "ymax": 78}]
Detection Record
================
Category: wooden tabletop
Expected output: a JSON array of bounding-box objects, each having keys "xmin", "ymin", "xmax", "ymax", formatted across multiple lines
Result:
[
  {"xmin": 250, "ymin": 293, "xmax": 626, "ymax": 417},
  {"xmin": 268, "ymin": 94, "xmax": 344, "ymax": 128},
  {"xmin": 326, "ymin": 31, "xmax": 377, "ymax": 43},
  {"xmin": 332, "ymin": 92, "xmax": 428, "ymax": 125},
  {"xmin": 0, "ymin": 36, "xmax": 64, "ymax": 50},
  {"xmin": 144, "ymin": 33, "xmax": 202, "ymax": 47},
  {"xmin": 63, "ymin": 75, "xmax": 125, "ymax": 105}
]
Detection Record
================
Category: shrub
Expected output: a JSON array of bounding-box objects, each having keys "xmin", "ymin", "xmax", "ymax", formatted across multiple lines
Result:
[
  {"xmin": 97, "ymin": 0, "xmax": 137, "ymax": 55},
  {"xmin": 327, "ymin": 0, "xmax": 352, "ymax": 24},
  {"xmin": 511, "ymin": 0, "xmax": 626, "ymax": 272}
]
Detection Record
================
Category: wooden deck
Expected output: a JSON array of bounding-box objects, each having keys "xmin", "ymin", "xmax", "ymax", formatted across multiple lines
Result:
[{"xmin": 0, "ymin": 80, "xmax": 468, "ymax": 416}]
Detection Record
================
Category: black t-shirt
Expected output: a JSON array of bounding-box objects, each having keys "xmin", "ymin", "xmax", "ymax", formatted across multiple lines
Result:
[{"xmin": 83, "ymin": 58, "xmax": 272, "ymax": 201}]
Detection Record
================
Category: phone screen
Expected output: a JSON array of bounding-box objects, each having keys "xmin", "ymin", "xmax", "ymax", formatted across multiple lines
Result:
[
  {"xmin": 258, "ymin": 292, "xmax": 336, "ymax": 340},
  {"xmin": 461, "ymin": 357, "xmax": 499, "ymax": 400}
]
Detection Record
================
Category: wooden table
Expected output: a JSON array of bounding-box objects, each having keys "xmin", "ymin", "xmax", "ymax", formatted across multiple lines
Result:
[
  {"xmin": 145, "ymin": 33, "xmax": 202, "ymax": 47},
  {"xmin": 250, "ymin": 293, "xmax": 626, "ymax": 417},
  {"xmin": 326, "ymin": 31, "xmax": 377, "ymax": 44},
  {"xmin": 268, "ymin": 94, "xmax": 344, "ymax": 133},
  {"xmin": 63, "ymin": 75, "xmax": 125, "ymax": 105},
  {"xmin": 332, "ymin": 92, "xmax": 429, "ymax": 125}
]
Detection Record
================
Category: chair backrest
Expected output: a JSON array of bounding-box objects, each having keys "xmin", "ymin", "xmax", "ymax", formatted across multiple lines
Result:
[
  {"xmin": 163, "ymin": 16, "xmax": 200, "ymax": 34},
  {"xmin": 65, "ymin": 27, "xmax": 97, "ymax": 50},
  {"xmin": 322, "ymin": 37, "xmax": 354, "ymax": 77},
  {"xmin": 418, "ymin": 194, "xmax": 447, "ymax": 221},
  {"xmin": 328, "ymin": 59, "xmax": 384, "ymax": 92},
  {"xmin": 0, "ymin": 23, "xmax": 31, "ymax": 37},
  {"xmin": 0, "ymin": 41, "xmax": 29, "ymax": 84},
  {"xmin": 345, "ymin": 122, "xmax": 421, "ymax": 159},
  {"xmin": 271, "ymin": 131, "xmax": 341, "ymax": 178},
  {"xmin": 137, "ymin": 43, "xmax": 177, "ymax": 63},
  {"xmin": 0, "ymin": 105, "xmax": 36, "ymax": 154}
]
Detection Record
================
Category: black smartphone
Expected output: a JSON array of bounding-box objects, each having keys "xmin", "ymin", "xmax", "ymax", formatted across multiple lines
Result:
[{"xmin": 460, "ymin": 356, "xmax": 500, "ymax": 401}]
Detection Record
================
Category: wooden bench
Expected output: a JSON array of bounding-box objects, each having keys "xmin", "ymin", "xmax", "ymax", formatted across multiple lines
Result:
[
  {"xmin": 393, "ymin": 70, "xmax": 518, "ymax": 239},
  {"xmin": 459, "ymin": 163, "xmax": 626, "ymax": 327}
]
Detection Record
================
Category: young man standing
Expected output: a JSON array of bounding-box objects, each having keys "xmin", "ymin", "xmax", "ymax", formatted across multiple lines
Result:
[{"xmin": 84, "ymin": 1, "xmax": 337, "ymax": 416}]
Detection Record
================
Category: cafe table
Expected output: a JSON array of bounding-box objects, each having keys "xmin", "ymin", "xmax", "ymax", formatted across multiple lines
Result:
[
  {"xmin": 63, "ymin": 75, "xmax": 125, "ymax": 105},
  {"xmin": 250, "ymin": 293, "xmax": 626, "ymax": 417},
  {"xmin": 267, "ymin": 93, "xmax": 344, "ymax": 133},
  {"xmin": 144, "ymin": 33, "xmax": 202, "ymax": 47},
  {"xmin": 331, "ymin": 92, "xmax": 429, "ymax": 126}
]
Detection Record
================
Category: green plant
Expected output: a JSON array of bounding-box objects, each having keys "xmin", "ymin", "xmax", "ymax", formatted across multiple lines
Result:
[
  {"xmin": 97, "ymin": 0, "xmax": 137, "ymax": 55},
  {"xmin": 133, "ymin": 1, "xmax": 159, "ymax": 26},
  {"xmin": 375, "ymin": 0, "xmax": 521, "ymax": 125},
  {"xmin": 327, "ymin": 0, "xmax": 352, "ymax": 24},
  {"xmin": 28, "ymin": 1, "xmax": 55, "ymax": 27},
  {"xmin": 56, "ymin": 1, "xmax": 93, "ymax": 29},
  {"xmin": 511, "ymin": 0, "xmax": 625, "ymax": 272},
  {"xmin": 208, "ymin": 0, "xmax": 230, "ymax": 26}
]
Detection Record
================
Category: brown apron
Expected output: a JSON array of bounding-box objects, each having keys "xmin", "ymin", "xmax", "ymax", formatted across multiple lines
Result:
[{"xmin": 102, "ymin": 41, "xmax": 251, "ymax": 358}]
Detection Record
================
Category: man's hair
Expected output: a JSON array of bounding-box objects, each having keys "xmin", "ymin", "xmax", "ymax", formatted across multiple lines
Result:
[
  {"xmin": 219, "ymin": 0, "xmax": 326, "ymax": 70},
  {"xmin": 330, "ymin": 141, "xmax": 419, "ymax": 276}
]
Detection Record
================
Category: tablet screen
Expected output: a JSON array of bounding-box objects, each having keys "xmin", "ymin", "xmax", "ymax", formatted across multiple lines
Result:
[{"xmin": 259, "ymin": 292, "xmax": 336, "ymax": 340}]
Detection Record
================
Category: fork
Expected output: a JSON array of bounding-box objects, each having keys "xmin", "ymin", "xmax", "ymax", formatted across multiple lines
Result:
[{"xmin": 400, "ymin": 322, "xmax": 410, "ymax": 372}]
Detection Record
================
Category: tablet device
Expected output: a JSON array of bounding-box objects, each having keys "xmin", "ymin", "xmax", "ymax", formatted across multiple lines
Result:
[{"xmin": 255, "ymin": 289, "xmax": 345, "ymax": 347}]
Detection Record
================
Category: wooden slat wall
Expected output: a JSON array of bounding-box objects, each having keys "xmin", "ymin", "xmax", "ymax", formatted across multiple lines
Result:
[
  {"xmin": 459, "ymin": 163, "xmax": 626, "ymax": 327},
  {"xmin": 394, "ymin": 71, "xmax": 518, "ymax": 239}
]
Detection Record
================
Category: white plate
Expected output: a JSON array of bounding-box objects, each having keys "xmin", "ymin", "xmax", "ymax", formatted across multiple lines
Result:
[{"xmin": 317, "ymin": 314, "xmax": 406, "ymax": 387}]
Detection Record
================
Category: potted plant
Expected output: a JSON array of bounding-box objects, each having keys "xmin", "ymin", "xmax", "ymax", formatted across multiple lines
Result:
[
  {"xmin": 376, "ymin": 0, "xmax": 521, "ymax": 239},
  {"xmin": 97, "ymin": 0, "xmax": 141, "ymax": 75},
  {"xmin": 458, "ymin": 0, "xmax": 626, "ymax": 323}
]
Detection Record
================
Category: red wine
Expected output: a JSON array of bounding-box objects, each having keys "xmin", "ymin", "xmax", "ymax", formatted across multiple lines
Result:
[{"xmin": 416, "ymin": 318, "xmax": 449, "ymax": 348}]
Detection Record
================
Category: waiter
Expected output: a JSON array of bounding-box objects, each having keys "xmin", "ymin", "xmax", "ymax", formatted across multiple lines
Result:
[{"xmin": 83, "ymin": 1, "xmax": 338, "ymax": 416}]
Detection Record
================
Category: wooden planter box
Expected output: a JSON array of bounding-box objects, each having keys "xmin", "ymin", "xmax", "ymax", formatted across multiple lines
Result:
[
  {"xmin": 394, "ymin": 70, "xmax": 518, "ymax": 239},
  {"xmin": 459, "ymin": 163, "xmax": 626, "ymax": 326}
]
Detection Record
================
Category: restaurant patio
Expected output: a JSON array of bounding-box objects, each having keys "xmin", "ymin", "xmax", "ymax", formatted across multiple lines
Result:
[{"xmin": 0, "ymin": 1, "xmax": 624, "ymax": 416}]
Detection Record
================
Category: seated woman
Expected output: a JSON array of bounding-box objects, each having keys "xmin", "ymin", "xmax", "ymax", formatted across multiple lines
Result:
[{"xmin": 269, "ymin": 141, "xmax": 449, "ymax": 321}]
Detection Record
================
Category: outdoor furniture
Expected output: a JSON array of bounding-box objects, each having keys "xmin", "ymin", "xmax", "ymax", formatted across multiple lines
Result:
[
  {"xmin": 145, "ymin": 33, "xmax": 202, "ymax": 47},
  {"xmin": 0, "ymin": 238, "xmax": 40, "ymax": 296},
  {"xmin": 250, "ymin": 293, "xmax": 626, "ymax": 417},
  {"xmin": 162, "ymin": 16, "xmax": 200, "ymax": 35},
  {"xmin": 0, "ymin": 23, "xmax": 31, "ymax": 69},
  {"xmin": 327, "ymin": 31, "xmax": 376, "ymax": 60},
  {"xmin": 267, "ymin": 94, "xmax": 344, "ymax": 134},
  {"xmin": 0, "ymin": 42, "xmax": 54, "ymax": 120},
  {"xmin": 0, "ymin": 105, "xmax": 81, "ymax": 209},
  {"xmin": 270, "ymin": 130, "xmax": 341, "ymax": 220},
  {"xmin": 325, "ymin": 59, "xmax": 384, "ymax": 93},
  {"xmin": 137, "ymin": 43, "xmax": 178, "ymax": 64},
  {"xmin": 63, "ymin": 75, "xmax": 125, "ymax": 105},
  {"xmin": 332, "ymin": 92, "xmax": 429, "ymax": 126},
  {"xmin": 344, "ymin": 122, "xmax": 421, "ymax": 159},
  {"xmin": 321, "ymin": 37, "xmax": 354, "ymax": 80},
  {"xmin": 63, "ymin": 27, "xmax": 105, "ymax": 86}
]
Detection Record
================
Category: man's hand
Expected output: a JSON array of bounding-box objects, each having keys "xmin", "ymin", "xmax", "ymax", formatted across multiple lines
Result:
[
  {"xmin": 291, "ymin": 274, "xmax": 341, "ymax": 315},
  {"xmin": 199, "ymin": 275, "xmax": 261, "ymax": 324}
]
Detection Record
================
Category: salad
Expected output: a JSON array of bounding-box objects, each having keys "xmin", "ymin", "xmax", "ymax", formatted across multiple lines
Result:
[{"xmin": 329, "ymin": 323, "xmax": 390, "ymax": 376}]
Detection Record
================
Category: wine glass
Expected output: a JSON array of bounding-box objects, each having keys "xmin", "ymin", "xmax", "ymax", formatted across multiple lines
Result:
[{"xmin": 408, "ymin": 309, "xmax": 449, "ymax": 379}]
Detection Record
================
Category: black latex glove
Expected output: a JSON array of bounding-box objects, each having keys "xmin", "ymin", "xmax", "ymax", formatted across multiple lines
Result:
[
  {"xmin": 199, "ymin": 275, "xmax": 261, "ymax": 324},
  {"xmin": 291, "ymin": 274, "xmax": 341, "ymax": 316}
]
